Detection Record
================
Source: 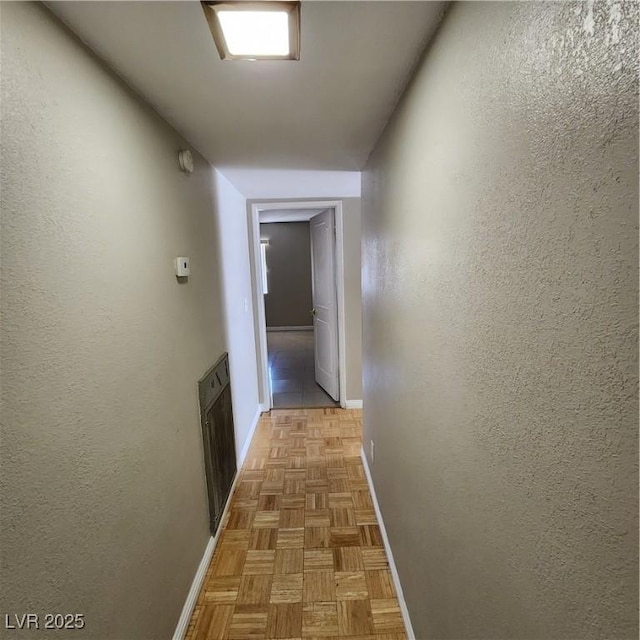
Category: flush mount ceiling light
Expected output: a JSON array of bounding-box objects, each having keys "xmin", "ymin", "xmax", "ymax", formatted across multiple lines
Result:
[{"xmin": 201, "ymin": 1, "xmax": 300, "ymax": 61}]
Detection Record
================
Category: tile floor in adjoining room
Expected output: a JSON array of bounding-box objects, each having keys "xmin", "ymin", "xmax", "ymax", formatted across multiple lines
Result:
[
  {"xmin": 185, "ymin": 408, "xmax": 407, "ymax": 639},
  {"xmin": 268, "ymin": 330, "xmax": 339, "ymax": 409}
]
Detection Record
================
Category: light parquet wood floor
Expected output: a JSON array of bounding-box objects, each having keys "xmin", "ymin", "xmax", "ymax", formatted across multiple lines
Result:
[{"xmin": 185, "ymin": 408, "xmax": 407, "ymax": 640}]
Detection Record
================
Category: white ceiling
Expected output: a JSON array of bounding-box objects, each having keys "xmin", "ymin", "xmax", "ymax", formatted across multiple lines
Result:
[
  {"xmin": 223, "ymin": 168, "xmax": 361, "ymax": 199},
  {"xmin": 47, "ymin": 1, "xmax": 446, "ymax": 171}
]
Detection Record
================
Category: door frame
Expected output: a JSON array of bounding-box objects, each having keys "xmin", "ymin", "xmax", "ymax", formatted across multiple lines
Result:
[{"xmin": 248, "ymin": 200, "xmax": 347, "ymax": 410}]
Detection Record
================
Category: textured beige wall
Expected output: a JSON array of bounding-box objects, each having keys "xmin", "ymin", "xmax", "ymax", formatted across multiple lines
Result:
[
  {"xmin": 1, "ymin": 3, "xmax": 225, "ymax": 638},
  {"xmin": 362, "ymin": 2, "xmax": 638, "ymax": 639}
]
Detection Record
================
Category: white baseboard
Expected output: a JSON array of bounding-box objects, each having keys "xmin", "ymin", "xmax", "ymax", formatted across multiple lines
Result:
[
  {"xmin": 360, "ymin": 447, "xmax": 416, "ymax": 640},
  {"xmin": 345, "ymin": 399, "xmax": 363, "ymax": 409},
  {"xmin": 237, "ymin": 406, "xmax": 262, "ymax": 467},
  {"xmin": 266, "ymin": 326, "xmax": 313, "ymax": 332},
  {"xmin": 172, "ymin": 535, "xmax": 215, "ymax": 640},
  {"xmin": 174, "ymin": 409, "xmax": 263, "ymax": 640}
]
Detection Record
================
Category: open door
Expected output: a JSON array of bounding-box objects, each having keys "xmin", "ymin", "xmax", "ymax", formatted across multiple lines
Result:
[{"xmin": 310, "ymin": 209, "xmax": 339, "ymax": 401}]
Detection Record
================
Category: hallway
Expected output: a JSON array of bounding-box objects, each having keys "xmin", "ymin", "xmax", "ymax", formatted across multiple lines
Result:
[
  {"xmin": 186, "ymin": 408, "xmax": 405, "ymax": 639},
  {"xmin": 2, "ymin": 2, "xmax": 637, "ymax": 639}
]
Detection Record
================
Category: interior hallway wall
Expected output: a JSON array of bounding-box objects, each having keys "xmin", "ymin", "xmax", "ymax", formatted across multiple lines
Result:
[
  {"xmin": 260, "ymin": 222, "xmax": 314, "ymax": 328},
  {"xmin": 213, "ymin": 169, "xmax": 261, "ymax": 453},
  {"xmin": 362, "ymin": 2, "xmax": 638, "ymax": 639},
  {"xmin": 342, "ymin": 198, "xmax": 363, "ymax": 403},
  {"xmin": 1, "ymin": 4, "xmax": 225, "ymax": 638}
]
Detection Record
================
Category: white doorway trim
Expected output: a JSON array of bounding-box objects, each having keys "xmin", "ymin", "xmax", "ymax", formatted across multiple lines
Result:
[{"xmin": 248, "ymin": 200, "xmax": 347, "ymax": 410}]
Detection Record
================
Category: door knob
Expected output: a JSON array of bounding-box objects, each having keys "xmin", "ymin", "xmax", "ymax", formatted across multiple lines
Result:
[{"xmin": 310, "ymin": 308, "xmax": 316, "ymax": 316}]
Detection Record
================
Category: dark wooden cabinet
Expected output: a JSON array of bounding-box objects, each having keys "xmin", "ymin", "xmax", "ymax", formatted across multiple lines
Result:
[{"xmin": 198, "ymin": 354, "xmax": 237, "ymax": 535}]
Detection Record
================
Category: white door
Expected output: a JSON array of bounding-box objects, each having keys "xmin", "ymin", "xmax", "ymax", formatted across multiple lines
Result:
[{"xmin": 310, "ymin": 209, "xmax": 339, "ymax": 401}]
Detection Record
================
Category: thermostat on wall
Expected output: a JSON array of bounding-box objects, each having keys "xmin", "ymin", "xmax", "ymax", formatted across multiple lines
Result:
[{"xmin": 175, "ymin": 257, "xmax": 190, "ymax": 277}]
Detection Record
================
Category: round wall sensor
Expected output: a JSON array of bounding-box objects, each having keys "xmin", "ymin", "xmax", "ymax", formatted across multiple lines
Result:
[{"xmin": 178, "ymin": 149, "xmax": 194, "ymax": 174}]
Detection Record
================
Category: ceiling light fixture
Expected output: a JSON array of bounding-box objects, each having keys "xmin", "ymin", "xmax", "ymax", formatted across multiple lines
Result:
[{"xmin": 201, "ymin": 1, "xmax": 301, "ymax": 61}]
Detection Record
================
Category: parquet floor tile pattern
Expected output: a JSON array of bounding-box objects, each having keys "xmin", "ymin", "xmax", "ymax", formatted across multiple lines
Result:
[{"xmin": 185, "ymin": 408, "xmax": 407, "ymax": 640}]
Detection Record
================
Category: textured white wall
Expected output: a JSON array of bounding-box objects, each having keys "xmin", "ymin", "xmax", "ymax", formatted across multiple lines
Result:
[
  {"xmin": 362, "ymin": 2, "xmax": 638, "ymax": 638},
  {"xmin": 0, "ymin": 4, "xmax": 226, "ymax": 639},
  {"xmin": 342, "ymin": 198, "xmax": 363, "ymax": 402},
  {"xmin": 212, "ymin": 169, "xmax": 261, "ymax": 455}
]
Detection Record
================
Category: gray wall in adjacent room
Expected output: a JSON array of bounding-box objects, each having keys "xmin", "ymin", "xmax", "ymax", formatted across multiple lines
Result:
[{"xmin": 261, "ymin": 222, "xmax": 314, "ymax": 328}]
